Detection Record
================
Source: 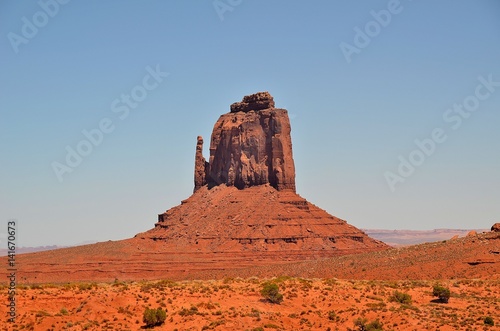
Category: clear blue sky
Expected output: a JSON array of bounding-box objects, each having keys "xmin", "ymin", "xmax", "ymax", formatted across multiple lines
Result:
[{"xmin": 1, "ymin": 0, "xmax": 499, "ymax": 246}]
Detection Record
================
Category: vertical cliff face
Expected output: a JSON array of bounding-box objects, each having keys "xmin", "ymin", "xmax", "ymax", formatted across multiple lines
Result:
[{"xmin": 194, "ymin": 92, "xmax": 296, "ymax": 192}]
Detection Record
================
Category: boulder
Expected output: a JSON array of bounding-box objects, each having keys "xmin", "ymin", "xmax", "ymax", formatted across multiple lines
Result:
[{"xmin": 229, "ymin": 91, "xmax": 275, "ymax": 113}]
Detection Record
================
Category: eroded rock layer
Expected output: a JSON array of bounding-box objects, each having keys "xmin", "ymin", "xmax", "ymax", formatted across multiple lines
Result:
[{"xmin": 143, "ymin": 185, "xmax": 387, "ymax": 256}]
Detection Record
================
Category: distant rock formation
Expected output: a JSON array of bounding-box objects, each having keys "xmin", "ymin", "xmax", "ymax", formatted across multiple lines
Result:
[
  {"xmin": 194, "ymin": 91, "xmax": 295, "ymax": 192},
  {"xmin": 492, "ymin": 223, "xmax": 500, "ymax": 232}
]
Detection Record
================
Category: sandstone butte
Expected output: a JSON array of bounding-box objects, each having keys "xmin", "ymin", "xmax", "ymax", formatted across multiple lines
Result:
[
  {"xmin": 8, "ymin": 92, "xmax": 390, "ymax": 284},
  {"xmin": 144, "ymin": 91, "xmax": 388, "ymax": 254}
]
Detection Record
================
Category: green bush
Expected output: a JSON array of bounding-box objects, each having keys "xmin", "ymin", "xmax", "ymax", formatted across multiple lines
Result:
[
  {"xmin": 390, "ymin": 291, "xmax": 412, "ymax": 304},
  {"xmin": 143, "ymin": 307, "xmax": 167, "ymax": 327},
  {"xmin": 432, "ymin": 284, "xmax": 451, "ymax": 303},
  {"xmin": 366, "ymin": 319, "xmax": 384, "ymax": 331},
  {"xmin": 484, "ymin": 316, "xmax": 494, "ymax": 326},
  {"xmin": 178, "ymin": 305, "xmax": 199, "ymax": 316},
  {"xmin": 260, "ymin": 282, "xmax": 283, "ymax": 304},
  {"xmin": 354, "ymin": 317, "xmax": 384, "ymax": 331}
]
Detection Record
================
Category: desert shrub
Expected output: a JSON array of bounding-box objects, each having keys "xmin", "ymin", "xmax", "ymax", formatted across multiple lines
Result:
[
  {"xmin": 260, "ymin": 282, "xmax": 283, "ymax": 304},
  {"xmin": 390, "ymin": 291, "xmax": 412, "ymax": 304},
  {"xmin": 35, "ymin": 310, "xmax": 51, "ymax": 317},
  {"xmin": 203, "ymin": 319, "xmax": 226, "ymax": 329},
  {"xmin": 60, "ymin": 308, "xmax": 69, "ymax": 315},
  {"xmin": 198, "ymin": 301, "xmax": 217, "ymax": 310},
  {"xmin": 273, "ymin": 275, "xmax": 292, "ymax": 283},
  {"xmin": 143, "ymin": 307, "xmax": 167, "ymax": 327},
  {"xmin": 366, "ymin": 319, "xmax": 384, "ymax": 331},
  {"xmin": 354, "ymin": 317, "xmax": 384, "ymax": 331},
  {"xmin": 77, "ymin": 283, "xmax": 96, "ymax": 291},
  {"xmin": 484, "ymin": 316, "xmax": 494, "ymax": 326},
  {"xmin": 178, "ymin": 305, "xmax": 199, "ymax": 316},
  {"xmin": 432, "ymin": 284, "xmax": 451, "ymax": 303}
]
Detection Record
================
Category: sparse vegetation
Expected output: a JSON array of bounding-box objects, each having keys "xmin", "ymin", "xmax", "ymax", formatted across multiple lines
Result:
[
  {"xmin": 260, "ymin": 282, "xmax": 283, "ymax": 304},
  {"xmin": 432, "ymin": 284, "xmax": 451, "ymax": 303},
  {"xmin": 202, "ymin": 319, "xmax": 226, "ymax": 329},
  {"xmin": 77, "ymin": 282, "xmax": 96, "ymax": 291},
  {"xmin": 353, "ymin": 317, "xmax": 384, "ymax": 331},
  {"xmin": 143, "ymin": 307, "xmax": 167, "ymax": 327},
  {"xmin": 178, "ymin": 305, "xmax": 200, "ymax": 316},
  {"xmin": 6, "ymin": 277, "xmax": 500, "ymax": 330},
  {"xmin": 35, "ymin": 310, "xmax": 51, "ymax": 318},
  {"xmin": 390, "ymin": 290, "xmax": 412, "ymax": 304},
  {"xmin": 484, "ymin": 316, "xmax": 494, "ymax": 326}
]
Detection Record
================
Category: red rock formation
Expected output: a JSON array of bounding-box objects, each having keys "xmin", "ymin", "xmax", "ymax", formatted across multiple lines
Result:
[
  {"xmin": 492, "ymin": 223, "xmax": 500, "ymax": 232},
  {"xmin": 229, "ymin": 91, "xmax": 275, "ymax": 113},
  {"xmin": 148, "ymin": 184, "xmax": 388, "ymax": 256},
  {"xmin": 152, "ymin": 91, "xmax": 388, "ymax": 257},
  {"xmin": 194, "ymin": 136, "xmax": 209, "ymax": 192},
  {"xmin": 195, "ymin": 91, "xmax": 296, "ymax": 192}
]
